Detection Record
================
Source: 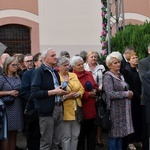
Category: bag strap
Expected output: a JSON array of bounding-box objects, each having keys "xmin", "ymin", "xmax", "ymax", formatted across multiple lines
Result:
[
  {"xmin": 67, "ymin": 83, "xmax": 79, "ymax": 107},
  {"xmin": 26, "ymin": 93, "xmax": 34, "ymax": 104},
  {"xmin": 2, "ymin": 75, "xmax": 14, "ymax": 90},
  {"xmin": 24, "ymin": 93, "xmax": 34, "ymax": 113},
  {"xmin": 102, "ymin": 72, "xmax": 115, "ymax": 109}
]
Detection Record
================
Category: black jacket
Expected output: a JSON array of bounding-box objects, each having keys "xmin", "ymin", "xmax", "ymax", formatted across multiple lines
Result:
[
  {"xmin": 142, "ymin": 70, "xmax": 150, "ymax": 124},
  {"xmin": 31, "ymin": 64, "xmax": 61, "ymax": 117}
]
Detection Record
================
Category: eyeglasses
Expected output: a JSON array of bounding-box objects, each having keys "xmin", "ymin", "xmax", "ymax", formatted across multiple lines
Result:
[
  {"xmin": 24, "ymin": 60, "xmax": 33, "ymax": 63},
  {"xmin": 10, "ymin": 64, "xmax": 18, "ymax": 67}
]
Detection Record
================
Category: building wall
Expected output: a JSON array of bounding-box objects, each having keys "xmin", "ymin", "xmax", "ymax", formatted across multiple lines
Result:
[
  {"xmin": 0, "ymin": 0, "xmax": 38, "ymax": 15},
  {"xmin": 0, "ymin": 0, "xmax": 150, "ymax": 56},
  {"xmin": 0, "ymin": 0, "xmax": 39, "ymax": 55},
  {"xmin": 38, "ymin": 0, "xmax": 102, "ymax": 56}
]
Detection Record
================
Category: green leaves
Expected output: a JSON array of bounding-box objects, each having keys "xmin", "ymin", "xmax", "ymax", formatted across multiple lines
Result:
[{"xmin": 110, "ymin": 22, "xmax": 150, "ymax": 59}]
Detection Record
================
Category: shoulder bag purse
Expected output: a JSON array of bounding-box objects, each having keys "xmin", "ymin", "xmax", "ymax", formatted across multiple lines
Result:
[
  {"xmin": 1, "ymin": 76, "xmax": 16, "ymax": 105},
  {"xmin": 24, "ymin": 94, "xmax": 38, "ymax": 124}
]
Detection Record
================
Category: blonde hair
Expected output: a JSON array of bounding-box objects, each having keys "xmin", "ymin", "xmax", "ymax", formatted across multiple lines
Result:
[
  {"xmin": 106, "ymin": 51, "xmax": 122, "ymax": 68},
  {"xmin": 3, "ymin": 57, "xmax": 18, "ymax": 77},
  {"xmin": 86, "ymin": 51, "xmax": 96, "ymax": 59}
]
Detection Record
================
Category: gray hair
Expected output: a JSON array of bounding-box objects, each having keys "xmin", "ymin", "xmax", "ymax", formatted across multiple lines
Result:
[
  {"xmin": 106, "ymin": 51, "xmax": 122, "ymax": 68},
  {"xmin": 41, "ymin": 47, "xmax": 53, "ymax": 58},
  {"xmin": 59, "ymin": 51, "xmax": 70, "ymax": 58},
  {"xmin": 70, "ymin": 56, "xmax": 83, "ymax": 67},
  {"xmin": 57, "ymin": 56, "xmax": 69, "ymax": 66},
  {"xmin": 124, "ymin": 46, "xmax": 135, "ymax": 53}
]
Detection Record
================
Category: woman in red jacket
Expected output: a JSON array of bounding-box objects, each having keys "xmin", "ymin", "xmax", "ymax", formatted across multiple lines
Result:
[{"xmin": 71, "ymin": 55, "xmax": 99, "ymax": 150}]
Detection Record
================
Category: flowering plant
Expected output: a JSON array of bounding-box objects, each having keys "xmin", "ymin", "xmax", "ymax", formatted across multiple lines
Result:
[{"xmin": 100, "ymin": 0, "xmax": 108, "ymax": 60}]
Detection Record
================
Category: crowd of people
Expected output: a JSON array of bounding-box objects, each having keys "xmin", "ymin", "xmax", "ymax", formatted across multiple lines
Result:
[{"xmin": 0, "ymin": 44, "xmax": 150, "ymax": 150}]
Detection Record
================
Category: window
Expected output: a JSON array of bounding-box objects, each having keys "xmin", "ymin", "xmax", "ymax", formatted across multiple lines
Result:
[{"xmin": 0, "ymin": 24, "xmax": 31, "ymax": 55}]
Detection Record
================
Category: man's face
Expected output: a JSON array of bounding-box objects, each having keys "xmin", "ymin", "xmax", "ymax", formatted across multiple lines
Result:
[
  {"xmin": 125, "ymin": 50, "xmax": 134, "ymax": 61},
  {"xmin": 34, "ymin": 56, "xmax": 42, "ymax": 68},
  {"xmin": 24, "ymin": 55, "xmax": 33, "ymax": 69},
  {"xmin": 45, "ymin": 50, "xmax": 57, "ymax": 67}
]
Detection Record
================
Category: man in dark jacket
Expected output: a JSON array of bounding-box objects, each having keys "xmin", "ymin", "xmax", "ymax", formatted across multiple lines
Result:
[
  {"xmin": 20, "ymin": 53, "xmax": 42, "ymax": 150},
  {"xmin": 120, "ymin": 46, "xmax": 135, "ymax": 74},
  {"xmin": 31, "ymin": 48, "xmax": 67, "ymax": 150},
  {"xmin": 142, "ymin": 70, "xmax": 150, "ymax": 135},
  {"xmin": 142, "ymin": 70, "xmax": 150, "ymax": 150},
  {"xmin": 138, "ymin": 44, "xmax": 150, "ymax": 150}
]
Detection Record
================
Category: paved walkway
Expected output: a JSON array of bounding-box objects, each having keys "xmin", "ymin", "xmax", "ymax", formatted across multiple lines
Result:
[{"xmin": 16, "ymin": 130, "xmax": 108, "ymax": 150}]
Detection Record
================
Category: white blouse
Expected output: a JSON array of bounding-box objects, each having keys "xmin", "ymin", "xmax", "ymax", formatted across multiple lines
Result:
[{"xmin": 84, "ymin": 63, "xmax": 105, "ymax": 90}]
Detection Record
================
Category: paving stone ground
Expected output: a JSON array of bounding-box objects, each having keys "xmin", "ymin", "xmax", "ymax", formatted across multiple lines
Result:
[{"xmin": 16, "ymin": 130, "xmax": 109, "ymax": 150}]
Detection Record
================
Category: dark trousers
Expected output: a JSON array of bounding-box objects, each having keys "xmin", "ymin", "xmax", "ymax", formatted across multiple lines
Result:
[
  {"xmin": 122, "ymin": 104, "xmax": 142, "ymax": 150},
  {"xmin": 122, "ymin": 133, "xmax": 135, "ymax": 150},
  {"xmin": 141, "ymin": 106, "xmax": 149, "ymax": 150},
  {"xmin": 132, "ymin": 104, "xmax": 142, "ymax": 142},
  {"xmin": 26, "ymin": 120, "xmax": 41, "ymax": 150},
  {"xmin": 77, "ymin": 118, "xmax": 97, "ymax": 150}
]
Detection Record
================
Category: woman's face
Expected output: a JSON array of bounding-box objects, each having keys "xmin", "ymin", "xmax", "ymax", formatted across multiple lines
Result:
[
  {"xmin": 8, "ymin": 60, "xmax": 18, "ymax": 73},
  {"xmin": 87, "ymin": 53, "xmax": 97, "ymax": 65},
  {"xmin": 73, "ymin": 60, "xmax": 84, "ymax": 72},
  {"xmin": 59, "ymin": 61, "xmax": 69, "ymax": 74},
  {"xmin": 109, "ymin": 58, "xmax": 121, "ymax": 72},
  {"xmin": 129, "ymin": 55, "xmax": 138, "ymax": 67}
]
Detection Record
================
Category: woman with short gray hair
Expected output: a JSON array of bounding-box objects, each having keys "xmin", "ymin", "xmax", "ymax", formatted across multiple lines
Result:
[
  {"xmin": 58, "ymin": 56, "xmax": 84, "ymax": 150},
  {"xmin": 71, "ymin": 55, "xmax": 99, "ymax": 150}
]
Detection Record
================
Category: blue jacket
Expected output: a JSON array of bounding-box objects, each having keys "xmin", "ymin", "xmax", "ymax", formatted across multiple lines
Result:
[
  {"xmin": 20, "ymin": 68, "xmax": 35, "ymax": 110},
  {"xmin": 31, "ymin": 64, "xmax": 61, "ymax": 117}
]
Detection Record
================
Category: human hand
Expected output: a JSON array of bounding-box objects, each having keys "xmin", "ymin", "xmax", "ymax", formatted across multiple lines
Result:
[
  {"xmin": 89, "ymin": 89, "xmax": 97, "ymax": 98},
  {"xmin": 128, "ymin": 91, "xmax": 133, "ymax": 99},
  {"xmin": 9, "ymin": 90, "xmax": 19, "ymax": 97},
  {"xmin": 54, "ymin": 86, "xmax": 68, "ymax": 96},
  {"xmin": 74, "ymin": 92, "xmax": 80, "ymax": 98}
]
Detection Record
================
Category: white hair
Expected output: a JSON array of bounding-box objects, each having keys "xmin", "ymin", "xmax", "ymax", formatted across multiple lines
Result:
[
  {"xmin": 70, "ymin": 56, "xmax": 83, "ymax": 67},
  {"xmin": 41, "ymin": 47, "xmax": 53, "ymax": 58},
  {"xmin": 106, "ymin": 51, "xmax": 122, "ymax": 67},
  {"xmin": 57, "ymin": 56, "xmax": 69, "ymax": 66}
]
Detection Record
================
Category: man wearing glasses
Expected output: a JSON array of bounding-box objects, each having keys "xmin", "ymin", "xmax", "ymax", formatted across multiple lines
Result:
[{"xmin": 18, "ymin": 54, "xmax": 33, "ymax": 80}]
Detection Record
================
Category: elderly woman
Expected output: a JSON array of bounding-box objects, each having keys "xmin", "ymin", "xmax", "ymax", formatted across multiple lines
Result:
[
  {"xmin": 0, "ymin": 57, "xmax": 23, "ymax": 150},
  {"xmin": 70, "ymin": 55, "xmax": 99, "ymax": 150},
  {"xmin": 103, "ymin": 51, "xmax": 134, "ymax": 150},
  {"xmin": 84, "ymin": 51, "xmax": 106, "ymax": 146},
  {"xmin": 57, "ymin": 56, "xmax": 84, "ymax": 150}
]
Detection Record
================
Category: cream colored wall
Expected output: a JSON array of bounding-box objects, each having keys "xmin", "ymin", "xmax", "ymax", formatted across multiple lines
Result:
[
  {"xmin": 38, "ymin": 0, "xmax": 102, "ymax": 57},
  {"xmin": 0, "ymin": 0, "xmax": 149, "ymax": 56}
]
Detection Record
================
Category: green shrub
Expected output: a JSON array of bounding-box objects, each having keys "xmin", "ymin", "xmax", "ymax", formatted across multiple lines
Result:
[{"xmin": 110, "ymin": 21, "xmax": 150, "ymax": 59}]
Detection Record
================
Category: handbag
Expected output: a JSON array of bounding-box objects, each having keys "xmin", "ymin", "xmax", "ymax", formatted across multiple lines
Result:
[
  {"xmin": 96, "ymin": 93, "xmax": 111, "ymax": 131},
  {"xmin": 24, "ymin": 95, "xmax": 38, "ymax": 124},
  {"xmin": 1, "ymin": 76, "xmax": 16, "ymax": 105},
  {"xmin": 1, "ymin": 96, "xmax": 15, "ymax": 105},
  {"xmin": 76, "ymin": 104, "xmax": 83, "ymax": 123}
]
